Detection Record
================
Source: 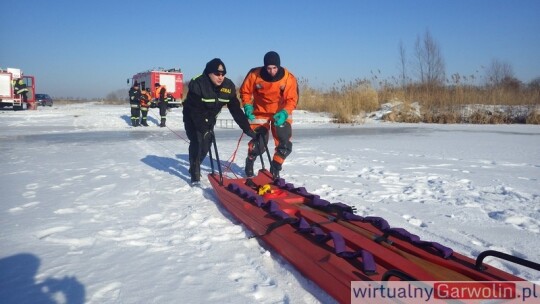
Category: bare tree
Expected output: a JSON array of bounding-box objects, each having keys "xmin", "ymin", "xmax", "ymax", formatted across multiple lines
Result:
[
  {"xmin": 413, "ymin": 30, "xmax": 446, "ymax": 86},
  {"xmin": 105, "ymin": 88, "xmax": 129, "ymax": 104},
  {"xmin": 529, "ymin": 76, "xmax": 540, "ymax": 90},
  {"xmin": 398, "ymin": 40, "xmax": 407, "ymax": 86},
  {"xmin": 484, "ymin": 59, "xmax": 514, "ymax": 86}
]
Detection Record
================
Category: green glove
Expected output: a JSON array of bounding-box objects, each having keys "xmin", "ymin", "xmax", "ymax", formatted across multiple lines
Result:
[
  {"xmin": 244, "ymin": 104, "xmax": 255, "ymax": 121},
  {"xmin": 273, "ymin": 110, "xmax": 288, "ymax": 127}
]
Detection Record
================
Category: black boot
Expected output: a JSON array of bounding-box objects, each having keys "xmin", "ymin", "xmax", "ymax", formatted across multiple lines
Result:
[
  {"xmin": 189, "ymin": 161, "xmax": 200, "ymax": 185},
  {"xmin": 245, "ymin": 157, "xmax": 255, "ymax": 178},
  {"xmin": 131, "ymin": 119, "xmax": 138, "ymax": 127},
  {"xmin": 270, "ymin": 160, "xmax": 281, "ymax": 180},
  {"xmin": 160, "ymin": 118, "xmax": 166, "ymax": 127},
  {"xmin": 141, "ymin": 119, "xmax": 149, "ymax": 126}
]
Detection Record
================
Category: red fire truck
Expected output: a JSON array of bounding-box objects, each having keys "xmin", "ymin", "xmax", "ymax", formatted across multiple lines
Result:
[
  {"xmin": 130, "ymin": 68, "xmax": 184, "ymax": 107},
  {"xmin": 0, "ymin": 67, "xmax": 36, "ymax": 110}
]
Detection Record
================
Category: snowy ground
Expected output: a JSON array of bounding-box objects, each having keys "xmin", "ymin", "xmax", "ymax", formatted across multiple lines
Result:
[{"xmin": 1, "ymin": 103, "xmax": 539, "ymax": 304}]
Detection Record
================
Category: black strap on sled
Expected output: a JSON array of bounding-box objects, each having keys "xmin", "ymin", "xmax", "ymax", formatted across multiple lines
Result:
[
  {"xmin": 207, "ymin": 131, "xmax": 223, "ymax": 185},
  {"xmin": 277, "ymin": 181, "xmax": 455, "ymax": 259},
  {"xmin": 227, "ymin": 182, "xmax": 377, "ymax": 275},
  {"xmin": 249, "ymin": 217, "xmax": 299, "ymax": 239},
  {"xmin": 475, "ymin": 250, "xmax": 540, "ymax": 272},
  {"xmin": 381, "ymin": 269, "xmax": 417, "ymax": 281}
]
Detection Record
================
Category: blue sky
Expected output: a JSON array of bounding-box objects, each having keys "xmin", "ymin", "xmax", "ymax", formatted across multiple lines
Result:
[{"xmin": 2, "ymin": 0, "xmax": 539, "ymax": 99}]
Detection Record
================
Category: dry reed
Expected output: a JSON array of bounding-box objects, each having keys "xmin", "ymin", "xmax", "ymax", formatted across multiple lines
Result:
[{"xmin": 298, "ymin": 74, "xmax": 540, "ymax": 124}]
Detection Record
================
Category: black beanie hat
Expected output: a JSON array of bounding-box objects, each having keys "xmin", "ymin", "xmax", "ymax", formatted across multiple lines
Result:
[
  {"xmin": 263, "ymin": 51, "xmax": 281, "ymax": 67},
  {"xmin": 204, "ymin": 58, "xmax": 226, "ymax": 75}
]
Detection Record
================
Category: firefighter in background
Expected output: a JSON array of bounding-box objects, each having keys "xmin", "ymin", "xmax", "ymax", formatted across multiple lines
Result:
[
  {"xmin": 154, "ymin": 82, "xmax": 168, "ymax": 127},
  {"xmin": 13, "ymin": 78, "xmax": 31, "ymax": 109},
  {"xmin": 129, "ymin": 82, "xmax": 141, "ymax": 127},
  {"xmin": 183, "ymin": 58, "xmax": 256, "ymax": 184},
  {"xmin": 240, "ymin": 51, "xmax": 299, "ymax": 180},
  {"xmin": 139, "ymin": 88, "xmax": 152, "ymax": 126}
]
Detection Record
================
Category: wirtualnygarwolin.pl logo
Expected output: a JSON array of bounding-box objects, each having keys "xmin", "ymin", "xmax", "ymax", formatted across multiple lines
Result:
[{"xmin": 351, "ymin": 281, "xmax": 540, "ymax": 303}]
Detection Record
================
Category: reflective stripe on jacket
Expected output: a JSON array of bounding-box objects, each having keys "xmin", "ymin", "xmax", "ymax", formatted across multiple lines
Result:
[{"xmin": 182, "ymin": 74, "xmax": 251, "ymax": 133}]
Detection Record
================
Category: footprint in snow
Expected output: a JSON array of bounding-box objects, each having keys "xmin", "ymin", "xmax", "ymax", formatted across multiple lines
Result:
[
  {"xmin": 325, "ymin": 165, "xmax": 338, "ymax": 172},
  {"xmin": 25, "ymin": 183, "xmax": 39, "ymax": 190},
  {"xmin": 8, "ymin": 201, "xmax": 41, "ymax": 213},
  {"xmin": 402, "ymin": 214, "xmax": 427, "ymax": 228},
  {"xmin": 22, "ymin": 191, "xmax": 37, "ymax": 198},
  {"xmin": 89, "ymin": 282, "xmax": 122, "ymax": 303},
  {"xmin": 54, "ymin": 208, "xmax": 78, "ymax": 214},
  {"xmin": 35, "ymin": 226, "xmax": 73, "ymax": 239}
]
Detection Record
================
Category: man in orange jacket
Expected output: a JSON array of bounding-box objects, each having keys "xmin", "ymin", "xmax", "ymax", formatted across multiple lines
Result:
[
  {"xmin": 154, "ymin": 83, "xmax": 168, "ymax": 127},
  {"xmin": 240, "ymin": 51, "xmax": 299, "ymax": 180},
  {"xmin": 139, "ymin": 88, "xmax": 153, "ymax": 126}
]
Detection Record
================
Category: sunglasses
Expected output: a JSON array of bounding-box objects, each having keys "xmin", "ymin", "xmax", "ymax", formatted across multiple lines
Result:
[{"xmin": 213, "ymin": 72, "xmax": 226, "ymax": 77}]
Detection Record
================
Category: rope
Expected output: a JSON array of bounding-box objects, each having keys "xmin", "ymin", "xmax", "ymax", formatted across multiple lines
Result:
[
  {"xmin": 221, "ymin": 133, "xmax": 245, "ymax": 178},
  {"xmin": 222, "ymin": 120, "xmax": 272, "ymax": 178},
  {"xmin": 148, "ymin": 107, "xmax": 190, "ymax": 144}
]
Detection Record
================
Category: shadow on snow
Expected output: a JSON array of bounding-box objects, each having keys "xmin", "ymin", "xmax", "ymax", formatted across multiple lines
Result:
[
  {"xmin": 140, "ymin": 153, "xmax": 245, "ymax": 185},
  {"xmin": 0, "ymin": 253, "xmax": 85, "ymax": 304}
]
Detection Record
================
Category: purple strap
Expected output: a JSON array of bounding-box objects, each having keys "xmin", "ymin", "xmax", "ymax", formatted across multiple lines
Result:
[
  {"xmin": 311, "ymin": 196, "xmax": 331, "ymax": 208},
  {"xmin": 284, "ymin": 183, "xmax": 295, "ymax": 191},
  {"xmin": 428, "ymin": 242, "xmax": 453, "ymax": 259},
  {"xmin": 389, "ymin": 228, "xmax": 420, "ymax": 242},
  {"xmin": 226, "ymin": 182, "xmax": 378, "ymax": 274},
  {"xmin": 271, "ymin": 180, "xmax": 454, "ymax": 259},
  {"xmin": 250, "ymin": 196, "xmax": 264, "ymax": 207},
  {"xmin": 310, "ymin": 226, "xmax": 329, "ymax": 242},
  {"xmin": 227, "ymin": 183, "xmax": 239, "ymax": 191},
  {"xmin": 274, "ymin": 178, "xmax": 286, "ymax": 187},
  {"xmin": 292, "ymin": 186, "xmax": 311, "ymax": 197},
  {"xmin": 329, "ymin": 232, "xmax": 377, "ymax": 273},
  {"xmin": 388, "ymin": 228, "xmax": 453, "ymax": 258},
  {"xmin": 342, "ymin": 212, "xmax": 365, "ymax": 221},
  {"xmin": 297, "ymin": 217, "xmax": 311, "ymax": 232},
  {"xmin": 332, "ymin": 202, "xmax": 355, "ymax": 213},
  {"xmin": 364, "ymin": 216, "xmax": 391, "ymax": 231}
]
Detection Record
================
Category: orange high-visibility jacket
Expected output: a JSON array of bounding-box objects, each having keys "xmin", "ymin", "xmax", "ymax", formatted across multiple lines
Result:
[
  {"xmin": 140, "ymin": 91, "xmax": 153, "ymax": 107},
  {"xmin": 240, "ymin": 67, "xmax": 298, "ymax": 119},
  {"xmin": 154, "ymin": 85, "xmax": 167, "ymax": 101}
]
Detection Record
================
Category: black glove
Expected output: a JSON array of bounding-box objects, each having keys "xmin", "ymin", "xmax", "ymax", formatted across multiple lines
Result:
[{"xmin": 245, "ymin": 129, "xmax": 257, "ymax": 139}]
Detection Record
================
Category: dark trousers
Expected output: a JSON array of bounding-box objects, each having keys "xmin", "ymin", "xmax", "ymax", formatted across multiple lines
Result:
[
  {"xmin": 158, "ymin": 101, "xmax": 167, "ymax": 125},
  {"xmin": 141, "ymin": 107, "xmax": 148, "ymax": 118},
  {"xmin": 130, "ymin": 103, "xmax": 140, "ymax": 125},
  {"xmin": 247, "ymin": 122, "xmax": 292, "ymax": 164},
  {"xmin": 184, "ymin": 116, "xmax": 213, "ymax": 181},
  {"xmin": 20, "ymin": 92, "xmax": 28, "ymax": 103}
]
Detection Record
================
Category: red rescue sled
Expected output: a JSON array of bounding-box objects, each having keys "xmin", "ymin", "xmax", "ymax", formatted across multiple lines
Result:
[
  {"xmin": 208, "ymin": 170, "xmax": 539, "ymax": 303},
  {"xmin": 206, "ymin": 132, "xmax": 539, "ymax": 304}
]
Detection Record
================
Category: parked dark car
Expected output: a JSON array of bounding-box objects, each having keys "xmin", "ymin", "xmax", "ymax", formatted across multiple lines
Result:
[{"xmin": 36, "ymin": 94, "xmax": 53, "ymax": 107}]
